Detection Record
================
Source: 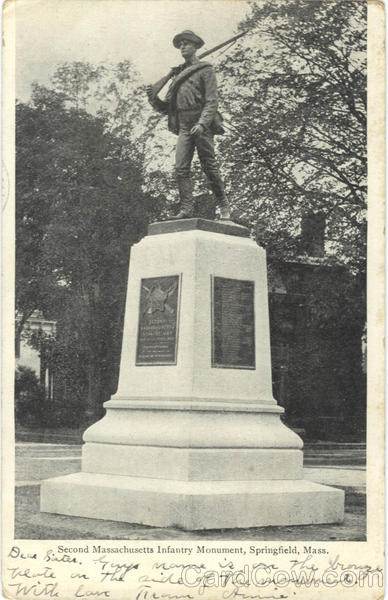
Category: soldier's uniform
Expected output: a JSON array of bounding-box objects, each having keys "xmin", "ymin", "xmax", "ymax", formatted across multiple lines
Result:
[{"xmin": 148, "ymin": 31, "xmax": 226, "ymax": 216}]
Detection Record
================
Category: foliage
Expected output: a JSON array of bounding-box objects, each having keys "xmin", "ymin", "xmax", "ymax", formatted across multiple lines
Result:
[
  {"xmin": 216, "ymin": 0, "xmax": 366, "ymax": 272},
  {"xmin": 15, "ymin": 366, "xmax": 45, "ymax": 427},
  {"xmin": 16, "ymin": 66, "xmax": 153, "ymax": 420}
]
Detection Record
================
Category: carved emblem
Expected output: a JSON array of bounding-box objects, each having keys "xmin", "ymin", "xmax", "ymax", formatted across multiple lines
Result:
[{"xmin": 142, "ymin": 282, "xmax": 177, "ymax": 315}]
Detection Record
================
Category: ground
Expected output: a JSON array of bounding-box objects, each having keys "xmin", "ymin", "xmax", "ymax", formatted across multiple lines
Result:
[{"xmin": 14, "ymin": 435, "xmax": 366, "ymax": 541}]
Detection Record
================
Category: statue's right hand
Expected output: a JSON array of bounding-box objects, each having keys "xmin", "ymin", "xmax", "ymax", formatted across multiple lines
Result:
[{"xmin": 146, "ymin": 85, "xmax": 154, "ymax": 99}]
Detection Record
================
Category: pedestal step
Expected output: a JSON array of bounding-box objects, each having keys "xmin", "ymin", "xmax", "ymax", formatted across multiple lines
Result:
[
  {"xmin": 41, "ymin": 472, "xmax": 344, "ymax": 530},
  {"xmin": 82, "ymin": 443, "xmax": 303, "ymax": 480}
]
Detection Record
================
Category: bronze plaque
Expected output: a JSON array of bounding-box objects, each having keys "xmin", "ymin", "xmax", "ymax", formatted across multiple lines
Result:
[
  {"xmin": 136, "ymin": 275, "xmax": 180, "ymax": 365},
  {"xmin": 212, "ymin": 276, "xmax": 255, "ymax": 369}
]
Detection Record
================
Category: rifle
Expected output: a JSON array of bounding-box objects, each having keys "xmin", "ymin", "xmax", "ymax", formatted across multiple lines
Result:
[{"xmin": 148, "ymin": 30, "xmax": 249, "ymax": 99}]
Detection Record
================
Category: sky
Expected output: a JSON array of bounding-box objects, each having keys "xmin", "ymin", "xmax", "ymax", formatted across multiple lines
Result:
[{"xmin": 15, "ymin": 0, "xmax": 251, "ymax": 101}]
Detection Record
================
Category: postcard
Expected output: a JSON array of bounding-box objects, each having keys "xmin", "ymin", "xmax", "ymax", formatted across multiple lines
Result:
[{"xmin": 2, "ymin": 0, "xmax": 385, "ymax": 598}]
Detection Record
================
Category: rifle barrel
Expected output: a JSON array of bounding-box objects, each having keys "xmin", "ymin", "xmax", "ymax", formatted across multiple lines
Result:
[{"xmin": 198, "ymin": 30, "xmax": 249, "ymax": 60}]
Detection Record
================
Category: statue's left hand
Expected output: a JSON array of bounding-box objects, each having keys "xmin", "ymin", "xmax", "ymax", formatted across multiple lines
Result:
[
  {"xmin": 190, "ymin": 123, "xmax": 204, "ymax": 136},
  {"xmin": 170, "ymin": 65, "xmax": 183, "ymax": 77}
]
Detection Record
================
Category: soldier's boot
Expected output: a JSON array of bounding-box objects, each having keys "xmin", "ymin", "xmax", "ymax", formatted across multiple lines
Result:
[
  {"xmin": 170, "ymin": 178, "xmax": 194, "ymax": 220},
  {"xmin": 218, "ymin": 199, "xmax": 231, "ymax": 220}
]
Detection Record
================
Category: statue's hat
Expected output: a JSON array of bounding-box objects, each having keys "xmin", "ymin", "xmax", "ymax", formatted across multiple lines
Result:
[{"xmin": 173, "ymin": 30, "xmax": 204, "ymax": 49}]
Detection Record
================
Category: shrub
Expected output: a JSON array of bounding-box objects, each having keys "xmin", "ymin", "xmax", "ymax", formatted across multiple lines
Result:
[{"xmin": 15, "ymin": 365, "xmax": 45, "ymax": 427}]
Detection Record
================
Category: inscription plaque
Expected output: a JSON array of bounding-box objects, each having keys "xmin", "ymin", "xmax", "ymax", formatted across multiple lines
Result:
[
  {"xmin": 136, "ymin": 275, "xmax": 180, "ymax": 365},
  {"xmin": 212, "ymin": 276, "xmax": 255, "ymax": 369}
]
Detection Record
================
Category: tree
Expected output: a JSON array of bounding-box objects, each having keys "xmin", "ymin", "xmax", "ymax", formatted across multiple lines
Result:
[
  {"xmin": 15, "ymin": 90, "xmax": 65, "ymax": 352},
  {"xmin": 16, "ymin": 72, "xmax": 153, "ymax": 423},
  {"xmin": 216, "ymin": 0, "xmax": 366, "ymax": 273}
]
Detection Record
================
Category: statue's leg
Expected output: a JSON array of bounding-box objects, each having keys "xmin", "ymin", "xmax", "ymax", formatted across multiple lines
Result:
[
  {"xmin": 195, "ymin": 131, "xmax": 225, "ymax": 207},
  {"xmin": 175, "ymin": 126, "xmax": 195, "ymax": 215}
]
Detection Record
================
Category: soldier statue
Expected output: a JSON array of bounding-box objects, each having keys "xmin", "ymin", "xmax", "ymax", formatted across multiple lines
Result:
[{"xmin": 146, "ymin": 30, "xmax": 231, "ymax": 220}]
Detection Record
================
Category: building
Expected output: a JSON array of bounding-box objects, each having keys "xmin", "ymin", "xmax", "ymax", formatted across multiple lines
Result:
[{"xmin": 16, "ymin": 310, "xmax": 56, "ymax": 400}]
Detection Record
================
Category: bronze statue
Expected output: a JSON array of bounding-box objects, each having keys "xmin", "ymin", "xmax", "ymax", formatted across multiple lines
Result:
[{"xmin": 147, "ymin": 30, "xmax": 233, "ymax": 220}]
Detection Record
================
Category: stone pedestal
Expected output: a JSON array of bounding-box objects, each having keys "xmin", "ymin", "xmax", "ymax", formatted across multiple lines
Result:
[{"xmin": 40, "ymin": 218, "xmax": 344, "ymax": 529}]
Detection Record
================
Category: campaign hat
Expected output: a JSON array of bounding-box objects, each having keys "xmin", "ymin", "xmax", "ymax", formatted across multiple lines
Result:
[{"xmin": 173, "ymin": 30, "xmax": 204, "ymax": 49}]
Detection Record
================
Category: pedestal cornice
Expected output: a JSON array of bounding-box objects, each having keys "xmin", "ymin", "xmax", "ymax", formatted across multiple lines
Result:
[
  {"xmin": 148, "ymin": 218, "xmax": 250, "ymax": 238},
  {"xmin": 104, "ymin": 397, "xmax": 283, "ymax": 413}
]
